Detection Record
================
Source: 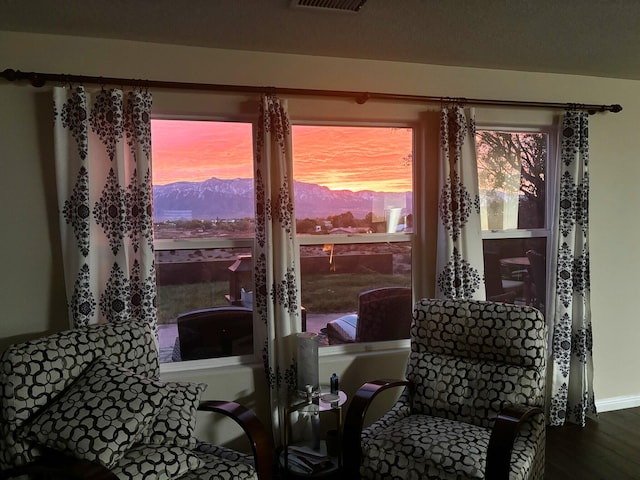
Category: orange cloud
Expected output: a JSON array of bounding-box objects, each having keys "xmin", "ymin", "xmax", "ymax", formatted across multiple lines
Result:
[{"xmin": 152, "ymin": 120, "xmax": 412, "ymax": 192}]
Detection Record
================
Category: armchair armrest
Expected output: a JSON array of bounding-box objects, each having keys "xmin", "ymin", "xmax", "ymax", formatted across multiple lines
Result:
[
  {"xmin": 198, "ymin": 400, "xmax": 273, "ymax": 480},
  {"xmin": 0, "ymin": 449, "xmax": 118, "ymax": 480},
  {"xmin": 342, "ymin": 379, "xmax": 411, "ymax": 479},
  {"xmin": 485, "ymin": 404, "xmax": 544, "ymax": 480}
]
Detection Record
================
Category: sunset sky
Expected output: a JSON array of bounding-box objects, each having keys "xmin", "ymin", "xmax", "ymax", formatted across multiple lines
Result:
[{"xmin": 151, "ymin": 120, "xmax": 413, "ymax": 192}]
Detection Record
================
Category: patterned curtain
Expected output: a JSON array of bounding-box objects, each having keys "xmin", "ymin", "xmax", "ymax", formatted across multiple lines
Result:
[
  {"xmin": 435, "ymin": 105, "xmax": 486, "ymax": 299},
  {"xmin": 548, "ymin": 111, "xmax": 596, "ymax": 426},
  {"xmin": 254, "ymin": 95, "xmax": 303, "ymax": 445},
  {"xmin": 53, "ymin": 86, "xmax": 157, "ymax": 331}
]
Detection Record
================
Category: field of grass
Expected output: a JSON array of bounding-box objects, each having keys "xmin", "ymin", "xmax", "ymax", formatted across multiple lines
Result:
[
  {"xmin": 156, "ymin": 272, "xmax": 410, "ymax": 324},
  {"xmin": 300, "ymin": 273, "xmax": 410, "ymax": 313},
  {"xmin": 156, "ymin": 281, "xmax": 229, "ymax": 324}
]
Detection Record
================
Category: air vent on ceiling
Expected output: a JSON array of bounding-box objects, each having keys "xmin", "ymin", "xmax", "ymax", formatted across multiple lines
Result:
[{"xmin": 291, "ymin": 0, "xmax": 368, "ymax": 13}]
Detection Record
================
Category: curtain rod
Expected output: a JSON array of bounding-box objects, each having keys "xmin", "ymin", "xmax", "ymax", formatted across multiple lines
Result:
[{"xmin": 1, "ymin": 68, "xmax": 623, "ymax": 114}]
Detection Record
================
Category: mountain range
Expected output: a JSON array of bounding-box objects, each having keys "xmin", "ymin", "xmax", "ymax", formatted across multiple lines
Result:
[{"xmin": 153, "ymin": 177, "xmax": 412, "ymax": 221}]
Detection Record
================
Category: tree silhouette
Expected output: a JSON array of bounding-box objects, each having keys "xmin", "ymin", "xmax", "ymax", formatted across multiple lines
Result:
[
  {"xmin": 476, "ymin": 131, "xmax": 546, "ymax": 229},
  {"xmin": 296, "ymin": 218, "xmax": 318, "ymax": 234},
  {"xmin": 328, "ymin": 211, "xmax": 356, "ymax": 228}
]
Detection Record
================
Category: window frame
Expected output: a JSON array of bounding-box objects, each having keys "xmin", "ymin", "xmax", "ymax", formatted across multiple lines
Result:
[
  {"xmin": 151, "ymin": 114, "xmax": 259, "ymax": 371},
  {"xmin": 152, "ymin": 98, "xmax": 562, "ymax": 374},
  {"xmin": 476, "ymin": 123, "xmax": 559, "ymax": 315},
  {"xmin": 292, "ymin": 119, "xmax": 416, "ymax": 246},
  {"xmin": 155, "ymin": 116, "xmax": 419, "ymax": 371},
  {"xmin": 290, "ymin": 120, "xmax": 416, "ymax": 353}
]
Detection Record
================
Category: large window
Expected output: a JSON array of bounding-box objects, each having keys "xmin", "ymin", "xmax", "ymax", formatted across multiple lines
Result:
[
  {"xmin": 152, "ymin": 119, "xmax": 255, "ymax": 363},
  {"xmin": 292, "ymin": 125, "xmax": 414, "ymax": 347},
  {"xmin": 151, "ymin": 114, "xmax": 550, "ymax": 364},
  {"xmin": 152, "ymin": 120, "xmax": 415, "ymax": 362},
  {"xmin": 476, "ymin": 128, "xmax": 555, "ymax": 315}
]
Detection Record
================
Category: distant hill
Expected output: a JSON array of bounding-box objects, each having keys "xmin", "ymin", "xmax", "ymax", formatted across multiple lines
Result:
[{"xmin": 153, "ymin": 177, "xmax": 412, "ymax": 221}]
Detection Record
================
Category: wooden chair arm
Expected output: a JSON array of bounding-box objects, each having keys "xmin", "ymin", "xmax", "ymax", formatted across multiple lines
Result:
[
  {"xmin": 198, "ymin": 400, "xmax": 273, "ymax": 480},
  {"xmin": 485, "ymin": 404, "xmax": 544, "ymax": 480},
  {"xmin": 342, "ymin": 379, "xmax": 411, "ymax": 479}
]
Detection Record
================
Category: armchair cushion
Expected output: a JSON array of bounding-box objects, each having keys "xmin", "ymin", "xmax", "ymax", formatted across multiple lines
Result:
[
  {"xmin": 361, "ymin": 412, "xmax": 544, "ymax": 480},
  {"xmin": 110, "ymin": 444, "xmax": 204, "ymax": 480},
  {"xmin": 141, "ymin": 382, "xmax": 207, "ymax": 448},
  {"xmin": 362, "ymin": 414, "xmax": 490, "ymax": 479},
  {"xmin": 407, "ymin": 300, "xmax": 546, "ymax": 429},
  {"xmin": 409, "ymin": 355, "xmax": 541, "ymax": 429},
  {"xmin": 19, "ymin": 356, "xmax": 170, "ymax": 468},
  {"xmin": 326, "ymin": 313, "xmax": 357, "ymax": 344},
  {"xmin": 181, "ymin": 450, "xmax": 258, "ymax": 480},
  {"xmin": 0, "ymin": 321, "xmax": 158, "ymax": 434}
]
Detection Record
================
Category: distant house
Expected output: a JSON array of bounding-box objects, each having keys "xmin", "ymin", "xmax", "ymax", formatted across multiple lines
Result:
[
  {"xmin": 328, "ymin": 227, "xmax": 373, "ymax": 235},
  {"xmin": 313, "ymin": 221, "xmax": 334, "ymax": 233}
]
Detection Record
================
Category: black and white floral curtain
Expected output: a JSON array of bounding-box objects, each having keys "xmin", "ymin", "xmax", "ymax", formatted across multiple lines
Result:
[
  {"xmin": 254, "ymin": 95, "xmax": 303, "ymax": 445},
  {"xmin": 436, "ymin": 105, "xmax": 486, "ymax": 300},
  {"xmin": 548, "ymin": 110, "xmax": 596, "ymax": 426},
  {"xmin": 53, "ymin": 86, "xmax": 157, "ymax": 331}
]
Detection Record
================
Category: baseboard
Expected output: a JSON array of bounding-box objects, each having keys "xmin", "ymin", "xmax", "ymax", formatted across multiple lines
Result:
[{"xmin": 596, "ymin": 394, "xmax": 640, "ymax": 412}]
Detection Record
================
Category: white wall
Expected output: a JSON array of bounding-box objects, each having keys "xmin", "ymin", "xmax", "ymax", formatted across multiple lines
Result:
[{"xmin": 1, "ymin": 31, "xmax": 639, "ymax": 436}]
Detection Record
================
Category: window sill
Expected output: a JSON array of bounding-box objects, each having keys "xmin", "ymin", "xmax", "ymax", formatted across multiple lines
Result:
[{"xmin": 159, "ymin": 339, "xmax": 411, "ymax": 374}]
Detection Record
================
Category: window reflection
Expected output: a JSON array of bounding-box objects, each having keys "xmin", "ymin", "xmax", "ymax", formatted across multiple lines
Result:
[
  {"xmin": 477, "ymin": 131, "xmax": 547, "ymax": 231},
  {"xmin": 292, "ymin": 124, "xmax": 414, "ymax": 346},
  {"xmin": 299, "ymin": 242, "xmax": 412, "ymax": 345},
  {"xmin": 155, "ymin": 247, "xmax": 253, "ymax": 362},
  {"xmin": 482, "ymin": 238, "xmax": 547, "ymax": 315}
]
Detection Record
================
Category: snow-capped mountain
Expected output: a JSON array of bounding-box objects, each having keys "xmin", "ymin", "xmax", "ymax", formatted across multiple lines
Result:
[{"xmin": 153, "ymin": 177, "xmax": 412, "ymax": 221}]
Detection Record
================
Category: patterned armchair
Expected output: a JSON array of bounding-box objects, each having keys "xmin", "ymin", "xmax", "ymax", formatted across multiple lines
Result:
[
  {"xmin": 0, "ymin": 321, "xmax": 272, "ymax": 480},
  {"xmin": 343, "ymin": 299, "xmax": 547, "ymax": 480}
]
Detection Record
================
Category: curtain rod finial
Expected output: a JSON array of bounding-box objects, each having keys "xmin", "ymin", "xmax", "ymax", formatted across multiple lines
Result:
[
  {"xmin": 356, "ymin": 92, "xmax": 370, "ymax": 104},
  {"xmin": 29, "ymin": 73, "xmax": 46, "ymax": 88},
  {"xmin": 2, "ymin": 68, "xmax": 17, "ymax": 81},
  {"xmin": 596, "ymin": 104, "xmax": 623, "ymax": 114}
]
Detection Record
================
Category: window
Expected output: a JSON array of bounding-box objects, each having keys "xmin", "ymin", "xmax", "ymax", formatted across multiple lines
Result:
[
  {"xmin": 292, "ymin": 125, "xmax": 414, "ymax": 347},
  {"xmin": 151, "ymin": 114, "xmax": 550, "ymax": 363},
  {"xmin": 151, "ymin": 119, "xmax": 255, "ymax": 363},
  {"xmin": 476, "ymin": 128, "xmax": 555, "ymax": 315}
]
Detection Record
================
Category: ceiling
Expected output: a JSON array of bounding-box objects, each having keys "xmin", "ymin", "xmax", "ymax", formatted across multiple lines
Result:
[{"xmin": 1, "ymin": 0, "xmax": 639, "ymax": 80}]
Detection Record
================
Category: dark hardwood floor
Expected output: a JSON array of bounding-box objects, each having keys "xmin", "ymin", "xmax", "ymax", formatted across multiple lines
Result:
[
  {"xmin": 545, "ymin": 407, "xmax": 640, "ymax": 479},
  {"xmin": 277, "ymin": 407, "xmax": 640, "ymax": 479}
]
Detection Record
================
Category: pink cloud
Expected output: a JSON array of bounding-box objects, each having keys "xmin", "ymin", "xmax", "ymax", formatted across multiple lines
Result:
[{"xmin": 152, "ymin": 120, "xmax": 412, "ymax": 192}]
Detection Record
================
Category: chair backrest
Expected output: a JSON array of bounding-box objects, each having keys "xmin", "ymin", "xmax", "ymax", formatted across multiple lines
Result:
[
  {"xmin": 408, "ymin": 299, "xmax": 547, "ymax": 429},
  {"xmin": 526, "ymin": 249, "xmax": 546, "ymax": 310},
  {"xmin": 177, "ymin": 306, "xmax": 253, "ymax": 360},
  {"xmin": 355, "ymin": 287, "xmax": 412, "ymax": 342},
  {"xmin": 0, "ymin": 321, "xmax": 158, "ymax": 469},
  {"xmin": 483, "ymin": 251, "xmax": 506, "ymax": 299}
]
